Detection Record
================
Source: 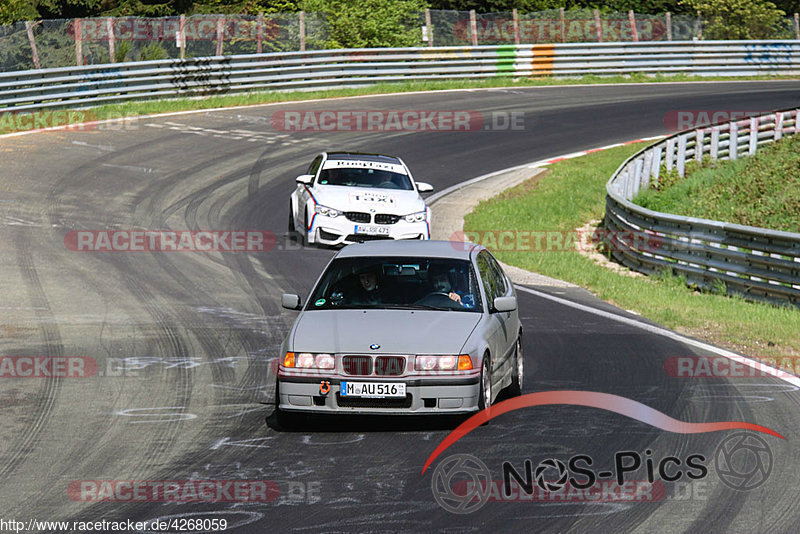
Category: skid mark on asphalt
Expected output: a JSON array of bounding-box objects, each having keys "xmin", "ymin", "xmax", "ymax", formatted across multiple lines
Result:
[{"xmin": 147, "ymin": 121, "xmax": 313, "ymax": 145}]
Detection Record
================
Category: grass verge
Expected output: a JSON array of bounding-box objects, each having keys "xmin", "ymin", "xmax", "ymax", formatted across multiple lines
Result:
[
  {"xmin": 2, "ymin": 73, "xmax": 797, "ymax": 135},
  {"xmin": 634, "ymin": 133, "xmax": 800, "ymax": 233},
  {"xmin": 464, "ymin": 142, "xmax": 800, "ymax": 358}
]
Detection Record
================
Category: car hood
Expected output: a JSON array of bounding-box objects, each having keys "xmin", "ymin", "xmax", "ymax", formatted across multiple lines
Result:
[
  {"xmin": 313, "ymin": 186, "xmax": 425, "ymax": 214},
  {"xmin": 290, "ymin": 310, "xmax": 480, "ymax": 354}
]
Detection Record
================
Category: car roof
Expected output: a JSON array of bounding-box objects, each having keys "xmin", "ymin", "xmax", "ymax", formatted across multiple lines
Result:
[
  {"xmin": 324, "ymin": 152, "xmax": 402, "ymax": 165},
  {"xmin": 335, "ymin": 240, "xmax": 482, "ymax": 260}
]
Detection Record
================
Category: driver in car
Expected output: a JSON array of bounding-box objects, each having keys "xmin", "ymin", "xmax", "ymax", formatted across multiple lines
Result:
[
  {"xmin": 347, "ymin": 266, "xmax": 383, "ymax": 306},
  {"xmin": 428, "ymin": 265, "xmax": 467, "ymax": 306}
]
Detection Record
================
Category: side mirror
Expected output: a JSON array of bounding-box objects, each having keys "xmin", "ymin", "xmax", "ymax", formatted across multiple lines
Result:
[
  {"xmin": 281, "ymin": 293, "xmax": 302, "ymax": 310},
  {"xmin": 295, "ymin": 174, "xmax": 313, "ymax": 185},
  {"xmin": 416, "ymin": 182, "xmax": 434, "ymax": 193},
  {"xmin": 493, "ymin": 296, "xmax": 517, "ymax": 313}
]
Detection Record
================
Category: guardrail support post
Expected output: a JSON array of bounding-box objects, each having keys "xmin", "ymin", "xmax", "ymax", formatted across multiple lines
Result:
[
  {"xmin": 216, "ymin": 16, "xmax": 225, "ymax": 56},
  {"xmin": 425, "ymin": 9, "xmax": 433, "ymax": 47},
  {"xmin": 75, "ymin": 18, "xmax": 83, "ymax": 66},
  {"xmin": 665, "ymin": 138, "xmax": 675, "ymax": 172},
  {"xmin": 593, "ymin": 10, "xmax": 603, "ymax": 42},
  {"xmin": 629, "ymin": 10, "xmax": 638, "ymax": 42},
  {"xmin": 632, "ymin": 158, "xmax": 644, "ymax": 196},
  {"xmin": 729, "ymin": 121, "xmax": 738, "ymax": 160},
  {"xmin": 651, "ymin": 146, "xmax": 662, "ymax": 186},
  {"xmin": 512, "ymin": 8, "xmax": 520, "ymax": 45},
  {"xmin": 796, "ymin": 109, "xmax": 800, "ymax": 133},
  {"xmin": 256, "ymin": 12, "xmax": 263, "ymax": 54},
  {"xmin": 666, "ymin": 12, "xmax": 672, "ymax": 41},
  {"xmin": 749, "ymin": 117, "xmax": 758, "ymax": 155},
  {"xmin": 695, "ymin": 130, "xmax": 704, "ymax": 162},
  {"xmin": 710, "ymin": 127, "xmax": 719, "ymax": 159},
  {"xmin": 300, "ymin": 11, "xmax": 306, "ymax": 51},
  {"xmin": 179, "ymin": 14, "xmax": 186, "ymax": 59},
  {"xmin": 25, "ymin": 21, "xmax": 41, "ymax": 69},
  {"xmin": 106, "ymin": 18, "xmax": 115, "ymax": 63},
  {"xmin": 775, "ymin": 112, "xmax": 784, "ymax": 140},
  {"xmin": 677, "ymin": 134, "xmax": 687, "ymax": 177},
  {"xmin": 469, "ymin": 10, "xmax": 478, "ymax": 46},
  {"xmin": 642, "ymin": 151, "xmax": 652, "ymax": 189}
]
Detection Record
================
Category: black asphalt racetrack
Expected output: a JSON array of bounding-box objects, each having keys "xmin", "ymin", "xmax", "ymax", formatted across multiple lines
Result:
[{"xmin": 1, "ymin": 81, "xmax": 799, "ymax": 533}]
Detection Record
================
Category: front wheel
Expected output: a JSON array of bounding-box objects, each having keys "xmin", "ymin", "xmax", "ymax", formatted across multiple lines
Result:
[
  {"xmin": 508, "ymin": 336, "xmax": 523, "ymax": 396},
  {"xmin": 478, "ymin": 357, "xmax": 492, "ymax": 410}
]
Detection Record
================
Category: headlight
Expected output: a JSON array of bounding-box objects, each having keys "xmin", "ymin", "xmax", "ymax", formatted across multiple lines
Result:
[
  {"xmin": 404, "ymin": 211, "xmax": 427, "ymax": 223},
  {"xmin": 284, "ymin": 352, "xmax": 335, "ymax": 369},
  {"xmin": 415, "ymin": 354, "xmax": 472, "ymax": 371},
  {"xmin": 315, "ymin": 204, "xmax": 341, "ymax": 218}
]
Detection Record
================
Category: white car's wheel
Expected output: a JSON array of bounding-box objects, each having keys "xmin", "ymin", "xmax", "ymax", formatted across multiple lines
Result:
[{"xmin": 302, "ymin": 211, "xmax": 310, "ymax": 246}]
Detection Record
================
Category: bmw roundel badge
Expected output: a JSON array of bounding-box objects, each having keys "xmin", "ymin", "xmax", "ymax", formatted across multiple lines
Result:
[{"xmin": 370, "ymin": 344, "xmax": 380, "ymax": 350}]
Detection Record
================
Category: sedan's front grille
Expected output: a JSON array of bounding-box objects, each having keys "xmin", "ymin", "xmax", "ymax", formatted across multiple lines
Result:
[
  {"xmin": 375, "ymin": 356, "xmax": 406, "ymax": 376},
  {"xmin": 375, "ymin": 214, "xmax": 401, "ymax": 225},
  {"xmin": 336, "ymin": 393, "xmax": 413, "ymax": 409},
  {"xmin": 342, "ymin": 355, "xmax": 373, "ymax": 376},
  {"xmin": 344, "ymin": 211, "xmax": 371, "ymax": 223}
]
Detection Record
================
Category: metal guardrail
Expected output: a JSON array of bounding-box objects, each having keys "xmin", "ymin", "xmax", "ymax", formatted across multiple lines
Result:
[
  {"xmin": 2, "ymin": 40, "xmax": 800, "ymax": 112},
  {"xmin": 605, "ymin": 108, "xmax": 800, "ymax": 308}
]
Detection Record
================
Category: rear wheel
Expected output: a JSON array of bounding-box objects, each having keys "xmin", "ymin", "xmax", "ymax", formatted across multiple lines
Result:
[{"xmin": 508, "ymin": 336, "xmax": 523, "ymax": 396}]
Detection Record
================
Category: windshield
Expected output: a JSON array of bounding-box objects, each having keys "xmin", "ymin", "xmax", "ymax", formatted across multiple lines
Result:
[
  {"xmin": 307, "ymin": 257, "xmax": 482, "ymax": 312},
  {"xmin": 317, "ymin": 167, "xmax": 414, "ymax": 190}
]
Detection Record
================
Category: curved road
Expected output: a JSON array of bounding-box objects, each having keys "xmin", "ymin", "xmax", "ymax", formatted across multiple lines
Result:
[{"xmin": 0, "ymin": 81, "xmax": 799, "ymax": 533}]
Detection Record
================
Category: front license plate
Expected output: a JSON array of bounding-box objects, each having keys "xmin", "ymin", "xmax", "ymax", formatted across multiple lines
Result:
[
  {"xmin": 354, "ymin": 225, "xmax": 390, "ymax": 236},
  {"xmin": 340, "ymin": 382, "xmax": 406, "ymax": 398}
]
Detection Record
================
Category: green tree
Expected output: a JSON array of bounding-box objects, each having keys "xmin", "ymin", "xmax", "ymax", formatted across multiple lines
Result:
[
  {"xmin": 301, "ymin": 0, "xmax": 428, "ymax": 47},
  {"xmin": 681, "ymin": 0, "xmax": 786, "ymax": 38}
]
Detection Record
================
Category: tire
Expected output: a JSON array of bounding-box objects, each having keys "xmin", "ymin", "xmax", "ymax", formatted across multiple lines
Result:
[
  {"xmin": 302, "ymin": 211, "xmax": 310, "ymax": 246},
  {"xmin": 287, "ymin": 204, "xmax": 299, "ymax": 244},
  {"xmin": 508, "ymin": 336, "xmax": 523, "ymax": 396},
  {"xmin": 478, "ymin": 356, "xmax": 492, "ymax": 411}
]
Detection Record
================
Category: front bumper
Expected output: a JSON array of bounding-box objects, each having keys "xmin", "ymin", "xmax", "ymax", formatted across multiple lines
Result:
[
  {"xmin": 276, "ymin": 375, "xmax": 480, "ymax": 415},
  {"xmin": 308, "ymin": 214, "xmax": 430, "ymax": 245}
]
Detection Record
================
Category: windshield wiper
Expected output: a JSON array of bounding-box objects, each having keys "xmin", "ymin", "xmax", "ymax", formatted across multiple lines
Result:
[{"xmin": 380, "ymin": 303, "xmax": 452, "ymax": 311}]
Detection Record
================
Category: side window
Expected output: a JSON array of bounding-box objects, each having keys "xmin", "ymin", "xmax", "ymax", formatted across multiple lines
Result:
[
  {"xmin": 486, "ymin": 254, "xmax": 508, "ymax": 297},
  {"xmin": 476, "ymin": 252, "xmax": 493, "ymax": 305},
  {"xmin": 307, "ymin": 155, "xmax": 323, "ymax": 177}
]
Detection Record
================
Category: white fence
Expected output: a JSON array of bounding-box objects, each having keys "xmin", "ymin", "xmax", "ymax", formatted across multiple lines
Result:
[
  {"xmin": 605, "ymin": 109, "xmax": 800, "ymax": 307},
  {"xmin": 2, "ymin": 41, "xmax": 800, "ymax": 113}
]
